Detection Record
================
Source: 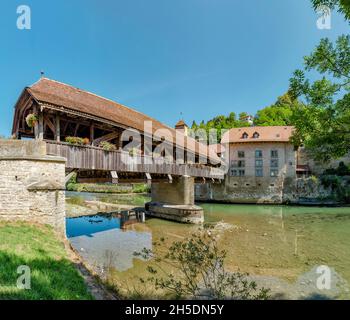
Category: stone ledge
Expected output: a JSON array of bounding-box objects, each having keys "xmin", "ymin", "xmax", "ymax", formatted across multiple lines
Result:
[
  {"xmin": 146, "ymin": 202, "xmax": 204, "ymax": 224},
  {"xmin": 0, "ymin": 155, "xmax": 66, "ymax": 163},
  {"xmin": 26, "ymin": 179, "xmax": 65, "ymax": 191}
]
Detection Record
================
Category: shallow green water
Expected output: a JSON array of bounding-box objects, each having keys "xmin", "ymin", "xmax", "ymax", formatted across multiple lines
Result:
[{"xmin": 66, "ymin": 192, "xmax": 350, "ymax": 299}]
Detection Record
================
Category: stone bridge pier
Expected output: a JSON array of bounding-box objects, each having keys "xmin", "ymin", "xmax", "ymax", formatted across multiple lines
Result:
[{"xmin": 146, "ymin": 176, "xmax": 204, "ymax": 224}]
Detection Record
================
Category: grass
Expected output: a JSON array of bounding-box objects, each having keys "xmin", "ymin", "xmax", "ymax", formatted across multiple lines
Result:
[
  {"xmin": 0, "ymin": 222, "xmax": 93, "ymax": 300},
  {"xmin": 66, "ymin": 182, "xmax": 150, "ymax": 194}
]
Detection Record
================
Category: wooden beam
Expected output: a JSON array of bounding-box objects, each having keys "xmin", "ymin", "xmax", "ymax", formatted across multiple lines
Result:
[
  {"xmin": 43, "ymin": 114, "xmax": 56, "ymax": 135},
  {"xmin": 111, "ymin": 171, "xmax": 118, "ymax": 184},
  {"xmin": 92, "ymin": 131, "xmax": 119, "ymax": 146},
  {"xmin": 55, "ymin": 114, "xmax": 60, "ymax": 142},
  {"xmin": 65, "ymin": 171, "xmax": 76, "ymax": 184},
  {"xmin": 62, "ymin": 121, "xmax": 69, "ymax": 136},
  {"xmin": 38, "ymin": 112, "xmax": 44, "ymax": 140},
  {"xmin": 90, "ymin": 124, "xmax": 94, "ymax": 144},
  {"xmin": 33, "ymin": 105, "xmax": 39, "ymax": 139},
  {"xmin": 74, "ymin": 123, "xmax": 80, "ymax": 136}
]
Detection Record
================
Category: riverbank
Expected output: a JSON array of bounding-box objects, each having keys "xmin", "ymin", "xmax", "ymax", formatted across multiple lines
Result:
[
  {"xmin": 67, "ymin": 181, "xmax": 150, "ymax": 194},
  {"xmin": 0, "ymin": 222, "xmax": 94, "ymax": 299}
]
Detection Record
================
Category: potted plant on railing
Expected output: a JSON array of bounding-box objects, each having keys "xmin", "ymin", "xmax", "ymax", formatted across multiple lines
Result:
[
  {"xmin": 25, "ymin": 113, "xmax": 38, "ymax": 128},
  {"xmin": 65, "ymin": 136, "xmax": 85, "ymax": 146},
  {"xmin": 129, "ymin": 147, "xmax": 141, "ymax": 157},
  {"xmin": 99, "ymin": 141, "xmax": 116, "ymax": 152}
]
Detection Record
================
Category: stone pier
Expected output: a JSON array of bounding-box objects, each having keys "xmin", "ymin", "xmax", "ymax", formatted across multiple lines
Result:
[
  {"xmin": 0, "ymin": 140, "xmax": 66, "ymax": 235},
  {"xmin": 146, "ymin": 176, "xmax": 204, "ymax": 224}
]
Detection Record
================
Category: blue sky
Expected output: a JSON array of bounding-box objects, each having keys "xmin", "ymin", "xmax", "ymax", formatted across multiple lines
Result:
[{"xmin": 0, "ymin": 0, "xmax": 348, "ymax": 136}]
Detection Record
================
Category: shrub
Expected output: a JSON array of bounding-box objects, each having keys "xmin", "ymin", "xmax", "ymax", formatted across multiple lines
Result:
[
  {"xmin": 25, "ymin": 114, "xmax": 38, "ymax": 128},
  {"xmin": 323, "ymin": 162, "xmax": 350, "ymax": 176},
  {"xmin": 337, "ymin": 162, "xmax": 350, "ymax": 176},
  {"xmin": 65, "ymin": 136, "xmax": 85, "ymax": 145},
  {"xmin": 320, "ymin": 175, "xmax": 341, "ymax": 190},
  {"xmin": 82, "ymin": 138, "xmax": 90, "ymax": 145},
  {"xmin": 100, "ymin": 141, "xmax": 116, "ymax": 151},
  {"xmin": 135, "ymin": 232, "xmax": 270, "ymax": 300}
]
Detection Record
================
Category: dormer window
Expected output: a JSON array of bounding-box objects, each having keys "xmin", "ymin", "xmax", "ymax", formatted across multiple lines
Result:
[
  {"xmin": 252, "ymin": 132, "xmax": 259, "ymax": 139},
  {"xmin": 242, "ymin": 132, "xmax": 248, "ymax": 139}
]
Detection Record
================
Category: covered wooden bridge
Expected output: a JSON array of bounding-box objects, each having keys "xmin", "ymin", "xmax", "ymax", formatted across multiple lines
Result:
[{"xmin": 12, "ymin": 78, "xmax": 224, "ymax": 183}]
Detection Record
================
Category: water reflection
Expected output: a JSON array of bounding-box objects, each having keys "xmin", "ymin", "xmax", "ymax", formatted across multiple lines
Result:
[{"xmin": 66, "ymin": 214, "xmax": 152, "ymax": 271}]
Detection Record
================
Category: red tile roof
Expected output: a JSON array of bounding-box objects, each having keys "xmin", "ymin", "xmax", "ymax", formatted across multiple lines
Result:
[
  {"xmin": 175, "ymin": 119, "xmax": 188, "ymax": 128},
  {"xmin": 221, "ymin": 126, "xmax": 294, "ymax": 143},
  {"xmin": 27, "ymin": 78, "xmax": 218, "ymax": 160}
]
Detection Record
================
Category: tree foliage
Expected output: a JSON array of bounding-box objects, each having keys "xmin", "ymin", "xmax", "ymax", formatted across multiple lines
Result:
[
  {"xmin": 254, "ymin": 92, "xmax": 297, "ymax": 126},
  {"xmin": 289, "ymin": 34, "xmax": 350, "ymax": 162},
  {"xmin": 311, "ymin": 0, "xmax": 350, "ymax": 21}
]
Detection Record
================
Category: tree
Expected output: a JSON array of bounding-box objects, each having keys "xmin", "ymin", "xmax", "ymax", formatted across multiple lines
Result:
[
  {"xmin": 288, "ymin": 1, "xmax": 350, "ymax": 162},
  {"xmin": 290, "ymin": 36, "xmax": 350, "ymax": 161},
  {"xmin": 311, "ymin": 0, "xmax": 350, "ymax": 21},
  {"xmin": 254, "ymin": 92, "xmax": 296, "ymax": 126}
]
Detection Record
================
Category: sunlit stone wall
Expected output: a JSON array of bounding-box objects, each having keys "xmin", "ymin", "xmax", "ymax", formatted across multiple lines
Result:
[{"xmin": 0, "ymin": 140, "xmax": 66, "ymax": 234}]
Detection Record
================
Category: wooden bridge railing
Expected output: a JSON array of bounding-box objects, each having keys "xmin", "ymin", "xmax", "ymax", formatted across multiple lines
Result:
[{"xmin": 45, "ymin": 141, "xmax": 225, "ymax": 179}]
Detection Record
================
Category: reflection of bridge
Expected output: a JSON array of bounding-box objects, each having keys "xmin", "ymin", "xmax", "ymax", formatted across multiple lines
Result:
[{"xmin": 12, "ymin": 77, "xmax": 225, "ymax": 223}]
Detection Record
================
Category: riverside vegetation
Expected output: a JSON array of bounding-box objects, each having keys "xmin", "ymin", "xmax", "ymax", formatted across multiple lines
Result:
[
  {"xmin": 133, "ymin": 231, "xmax": 270, "ymax": 300},
  {"xmin": 66, "ymin": 173, "xmax": 150, "ymax": 194}
]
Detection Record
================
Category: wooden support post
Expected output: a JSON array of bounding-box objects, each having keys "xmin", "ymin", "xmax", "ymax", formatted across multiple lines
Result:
[
  {"xmin": 90, "ymin": 124, "xmax": 94, "ymax": 145},
  {"xmin": 74, "ymin": 123, "xmax": 80, "ymax": 136},
  {"xmin": 145, "ymin": 173, "xmax": 152, "ymax": 187},
  {"xmin": 55, "ymin": 114, "xmax": 60, "ymax": 142},
  {"xmin": 38, "ymin": 112, "xmax": 44, "ymax": 141},
  {"xmin": 33, "ymin": 105, "xmax": 39, "ymax": 139},
  {"xmin": 111, "ymin": 171, "xmax": 118, "ymax": 184}
]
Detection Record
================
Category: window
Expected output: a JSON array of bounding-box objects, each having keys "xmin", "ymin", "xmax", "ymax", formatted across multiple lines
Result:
[
  {"xmin": 255, "ymin": 150, "xmax": 262, "ymax": 158},
  {"xmin": 252, "ymin": 132, "xmax": 260, "ymax": 138},
  {"xmin": 255, "ymin": 168, "xmax": 263, "ymax": 177},
  {"xmin": 231, "ymin": 160, "xmax": 245, "ymax": 167},
  {"xmin": 255, "ymin": 159, "xmax": 263, "ymax": 167},
  {"xmin": 238, "ymin": 151, "xmax": 245, "ymax": 158},
  {"xmin": 271, "ymin": 150, "xmax": 278, "ymax": 158},
  {"xmin": 230, "ymin": 169, "xmax": 245, "ymax": 177},
  {"xmin": 238, "ymin": 160, "xmax": 245, "ymax": 167},
  {"xmin": 270, "ymin": 159, "xmax": 278, "ymax": 167},
  {"xmin": 230, "ymin": 169, "xmax": 238, "ymax": 176},
  {"xmin": 242, "ymin": 132, "xmax": 248, "ymax": 139},
  {"xmin": 270, "ymin": 169, "xmax": 278, "ymax": 177}
]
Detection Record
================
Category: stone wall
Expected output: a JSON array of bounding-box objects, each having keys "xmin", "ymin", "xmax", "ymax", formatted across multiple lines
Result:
[
  {"xmin": 298, "ymin": 147, "xmax": 350, "ymax": 175},
  {"xmin": 195, "ymin": 175, "xmax": 287, "ymax": 204},
  {"xmin": 0, "ymin": 140, "xmax": 66, "ymax": 234},
  {"xmin": 151, "ymin": 176, "xmax": 195, "ymax": 205}
]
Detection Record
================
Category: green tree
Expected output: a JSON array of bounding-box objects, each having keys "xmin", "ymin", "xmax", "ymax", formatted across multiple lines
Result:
[
  {"xmin": 311, "ymin": 0, "xmax": 350, "ymax": 21},
  {"xmin": 254, "ymin": 92, "xmax": 296, "ymax": 126},
  {"xmin": 289, "ymin": 36, "xmax": 350, "ymax": 161}
]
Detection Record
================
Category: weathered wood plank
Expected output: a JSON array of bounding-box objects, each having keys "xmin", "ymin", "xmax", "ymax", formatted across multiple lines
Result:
[{"xmin": 45, "ymin": 141, "xmax": 224, "ymax": 179}]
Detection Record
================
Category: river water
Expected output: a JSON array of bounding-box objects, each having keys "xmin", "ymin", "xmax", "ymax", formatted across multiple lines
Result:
[{"xmin": 66, "ymin": 192, "xmax": 350, "ymax": 299}]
